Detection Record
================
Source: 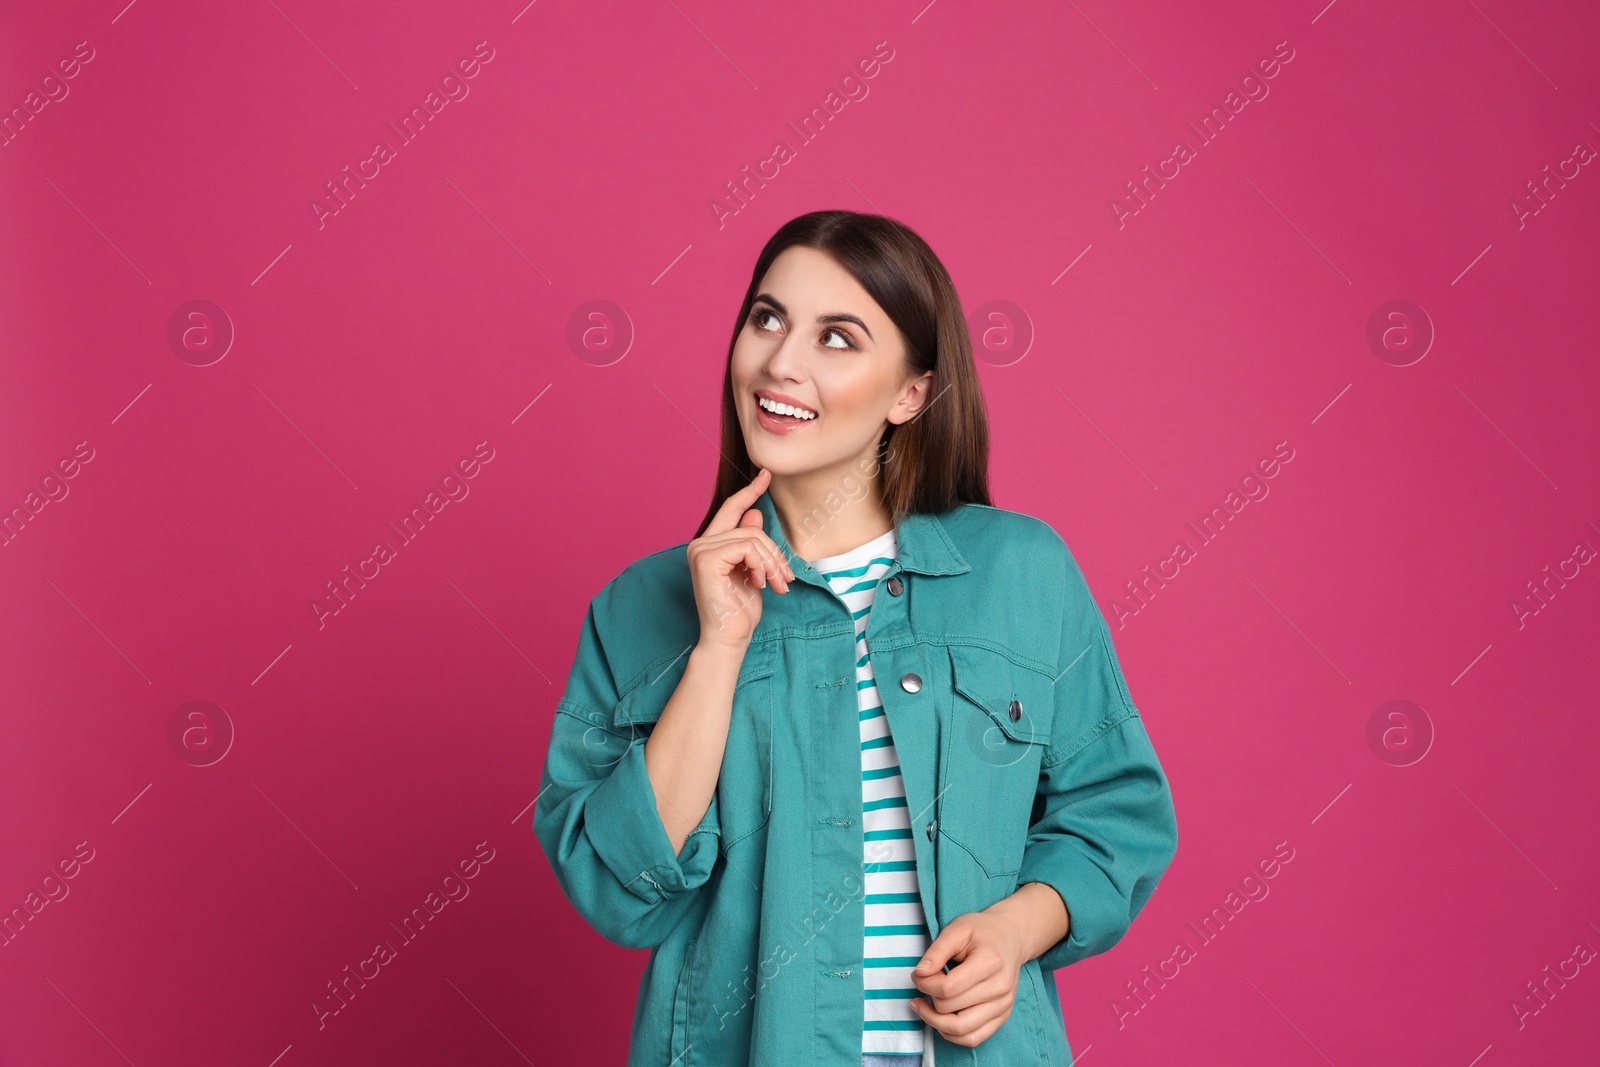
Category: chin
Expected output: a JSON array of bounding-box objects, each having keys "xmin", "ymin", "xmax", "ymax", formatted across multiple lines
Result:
[
  {"xmin": 743, "ymin": 447, "xmax": 788, "ymax": 474},
  {"xmin": 743, "ymin": 441, "xmax": 807, "ymax": 478}
]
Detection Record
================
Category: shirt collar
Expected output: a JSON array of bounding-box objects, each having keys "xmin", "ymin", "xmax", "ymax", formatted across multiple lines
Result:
[{"xmin": 751, "ymin": 488, "xmax": 970, "ymax": 578}]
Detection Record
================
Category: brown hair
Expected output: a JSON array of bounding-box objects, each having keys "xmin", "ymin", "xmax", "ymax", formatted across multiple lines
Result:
[{"xmin": 694, "ymin": 210, "xmax": 991, "ymax": 538}]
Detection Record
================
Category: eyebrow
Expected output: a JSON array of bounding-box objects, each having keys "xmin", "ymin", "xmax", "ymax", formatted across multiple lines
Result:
[{"xmin": 752, "ymin": 293, "xmax": 874, "ymax": 342}]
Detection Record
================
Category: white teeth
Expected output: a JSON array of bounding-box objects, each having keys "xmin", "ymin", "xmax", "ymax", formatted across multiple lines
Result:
[{"xmin": 758, "ymin": 395, "xmax": 816, "ymax": 420}]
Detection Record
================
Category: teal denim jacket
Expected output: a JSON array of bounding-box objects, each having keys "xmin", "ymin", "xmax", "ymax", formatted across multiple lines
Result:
[{"xmin": 534, "ymin": 489, "xmax": 1179, "ymax": 1066}]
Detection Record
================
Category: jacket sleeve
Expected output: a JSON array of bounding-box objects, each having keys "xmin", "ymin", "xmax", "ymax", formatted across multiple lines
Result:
[
  {"xmin": 532, "ymin": 597, "xmax": 722, "ymax": 950},
  {"xmin": 1017, "ymin": 549, "xmax": 1179, "ymax": 973}
]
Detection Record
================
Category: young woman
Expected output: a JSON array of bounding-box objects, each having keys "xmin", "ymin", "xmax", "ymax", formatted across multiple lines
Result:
[{"xmin": 535, "ymin": 210, "xmax": 1179, "ymax": 1066}]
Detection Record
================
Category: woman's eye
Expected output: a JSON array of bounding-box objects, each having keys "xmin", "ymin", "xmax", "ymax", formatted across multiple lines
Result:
[{"xmin": 750, "ymin": 309, "xmax": 853, "ymax": 350}]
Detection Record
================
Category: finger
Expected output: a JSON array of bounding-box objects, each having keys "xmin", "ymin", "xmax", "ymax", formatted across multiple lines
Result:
[
  {"xmin": 699, "ymin": 529, "xmax": 776, "ymax": 588},
  {"xmin": 696, "ymin": 528, "xmax": 790, "ymax": 585},
  {"xmin": 760, "ymin": 534, "xmax": 794, "ymax": 589},
  {"xmin": 963, "ymin": 1016, "xmax": 1007, "ymax": 1048},
  {"xmin": 737, "ymin": 509, "xmax": 796, "ymax": 583},
  {"xmin": 910, "ymin": 922, "xmax": 970, "ymax": 995},
  {"xmin": 729, "ymin": 524, "xmax": 793, "ymax": 591},
  {"xmin": 910, "ymin": 990, "xmax": 1009, "ymax": 1043},
  {"xmin": 951, "ymin": 1006, "xmax": 1008, "ymax": 1048},
  {"xmin": 697, "ymin": 523, "xmax": 794, "ymax": 594},
  {"xmin": 703, "ymin": 534, "xmax": 765, "ymax": 592},
  {"xmin": 704, "ymin": 468, "xmax": 772, "ymax": 537},
  {"xmin": 926, "ymin": 964, "xmax": 1010, "ymax": 1015},
  {"xmin": 916, "ymin": 951, "xmax": 994, "ymax": 1003},
  {"xmin": 738, "ymin": 540, "xmax": 769, "ymax": 589}
]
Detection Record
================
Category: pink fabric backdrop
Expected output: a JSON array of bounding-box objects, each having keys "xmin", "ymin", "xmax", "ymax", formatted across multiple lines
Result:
[{"xmin": 3, "ymin": 0, "xmax": 1597, "ymax": 1063}]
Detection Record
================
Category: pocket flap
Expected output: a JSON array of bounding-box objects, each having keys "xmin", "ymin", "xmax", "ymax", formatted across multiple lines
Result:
[
  {"xmin": 948, "ymin": 644, "xmax": 1053, "ymax": 744},
  {"xmin": 615, "ymin": 642, "xmax": 775, "ymax": 727}
]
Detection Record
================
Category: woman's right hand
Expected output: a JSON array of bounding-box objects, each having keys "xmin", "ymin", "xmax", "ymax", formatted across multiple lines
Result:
[{"xmin": 688, "ymin": 467, "xmax": 795, "ymax": 652}]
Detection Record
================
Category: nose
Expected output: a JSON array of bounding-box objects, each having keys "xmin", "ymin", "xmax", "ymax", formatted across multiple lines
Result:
[{"xmin": 762, "ymin": 327, "xmax": 805, "ymax": 384}]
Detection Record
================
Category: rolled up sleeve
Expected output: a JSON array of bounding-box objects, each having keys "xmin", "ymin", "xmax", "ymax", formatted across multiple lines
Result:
[
  {"xmin": 532, "ymin": 600, "xmax": 721, "ymax": 949},
  {"xmin": 1018, "ymin": 552, "xmax": 1179, "ymax": 974}
]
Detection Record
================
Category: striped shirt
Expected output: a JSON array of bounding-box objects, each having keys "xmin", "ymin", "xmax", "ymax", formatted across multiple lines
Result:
[{"xmin": 813, "ymin": 528, "xmax": 930, "ymax": 1059}]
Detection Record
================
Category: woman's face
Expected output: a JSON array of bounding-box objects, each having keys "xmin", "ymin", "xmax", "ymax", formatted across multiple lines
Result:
[{"xmin": 730, "ymin": 245, "xmax": 932, "ymax": 482}]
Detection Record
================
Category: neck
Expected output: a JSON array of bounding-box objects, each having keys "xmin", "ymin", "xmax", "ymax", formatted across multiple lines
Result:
[{"xmin": 769, "ymin": 465, "xmax": 894, "ymax": 562}]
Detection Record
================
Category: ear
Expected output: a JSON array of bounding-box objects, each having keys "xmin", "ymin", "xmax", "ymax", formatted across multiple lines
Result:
[{"xmin": 890, "ymin": 370, "xmax": 936, "ymax": 425}]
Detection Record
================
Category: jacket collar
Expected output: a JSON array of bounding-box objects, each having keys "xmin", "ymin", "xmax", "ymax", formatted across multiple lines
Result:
[{"xmin": 751, "ymin": 488, "xmax": 970, "ymax": 578}]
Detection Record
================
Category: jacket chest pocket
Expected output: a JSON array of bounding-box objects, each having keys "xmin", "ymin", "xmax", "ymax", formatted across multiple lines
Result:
[{"xmin": 938, "ymin": 644, "xmax": 1055, "ymax": 879}]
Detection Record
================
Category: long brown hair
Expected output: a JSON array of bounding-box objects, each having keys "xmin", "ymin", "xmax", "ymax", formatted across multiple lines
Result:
[{"xmin": 694, "ymin": 210, "xmax": 991, "ymax": 538}]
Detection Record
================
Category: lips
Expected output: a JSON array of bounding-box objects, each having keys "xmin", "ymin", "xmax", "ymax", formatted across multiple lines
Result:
[
  {"xmin": 753, "ymin": 390, "xmax": 818, "ymax": 435},
  {"xmin": 755, "ymin": 389, "xmax": 818, "ymax": 420}
]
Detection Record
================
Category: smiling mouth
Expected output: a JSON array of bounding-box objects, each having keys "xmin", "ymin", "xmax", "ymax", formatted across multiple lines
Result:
[{"xmin": 756, "ymin": 394, "xmax": 818, "ymax": 423}]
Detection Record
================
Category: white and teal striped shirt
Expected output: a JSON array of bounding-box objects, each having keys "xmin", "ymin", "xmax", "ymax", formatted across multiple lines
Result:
[{"xmin": 813, "ymin": 527, "xmax": 931, "ymax": 1060}]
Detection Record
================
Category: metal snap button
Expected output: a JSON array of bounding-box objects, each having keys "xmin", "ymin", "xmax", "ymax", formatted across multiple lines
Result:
[
  {"xmin": 1009, "ymin": 699, "xmax": 1023, "ymax": 722},
  {"xmin": 925, "ymin": 819, "xmax": 937, "ymax": 841},
  {"xmin": 900, "ymin": 672, "xmax": 922, "ymax": 693},
  {"xmin": 887, "ymin": 575, "xmax": 904, "ymax": 596}
]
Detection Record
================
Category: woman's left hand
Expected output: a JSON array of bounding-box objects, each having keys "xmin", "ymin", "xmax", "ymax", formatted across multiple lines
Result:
[{"xmin": 906, "ymin": 907, "xmax": 1030, "ymax": 1047}]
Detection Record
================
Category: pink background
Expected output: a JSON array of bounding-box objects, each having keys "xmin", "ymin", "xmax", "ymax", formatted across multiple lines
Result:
[{"xmin": 4, "ymin": 0, "xmax": 1598, "ymax": 1063}]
